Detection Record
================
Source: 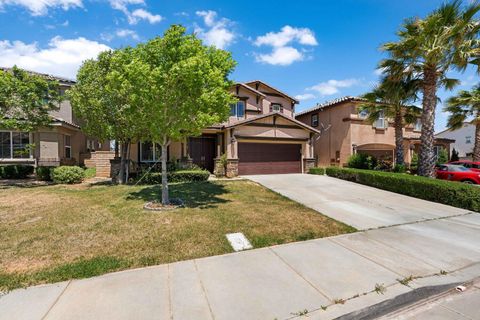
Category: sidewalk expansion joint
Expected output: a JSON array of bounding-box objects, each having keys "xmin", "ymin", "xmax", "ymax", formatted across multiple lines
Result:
[
  {"xmin": 41, "ymin": 280, "xmax": 72, "ymax": 320},
  {"xmin": 268, "ymin": 247, "xmax": 333, "ymax": 302},
  {"xmin": 193, "ymin": 259, "xmax": 216, "ymax": 320}
]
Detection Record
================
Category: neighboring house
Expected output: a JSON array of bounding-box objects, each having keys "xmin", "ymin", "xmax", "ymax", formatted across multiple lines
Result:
[
  {"xmin": 0, "ymin": 68, "xmax": 108, "ymax": 167},
  {"xmin": 295, "ymin": 96, "xmax": 454, "ymax": 167},
  {"xmin": 124, "ymin": 80, "xmax": 319, "ymax": 176},
  {"xmin": 435, "ymin": 122, "xmax": 475, "ymax": 160}
]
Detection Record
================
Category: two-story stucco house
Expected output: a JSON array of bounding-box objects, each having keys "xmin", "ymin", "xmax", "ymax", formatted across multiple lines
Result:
[
  {"xmin": 435, "ymin": 122, "xmax": 476, "ymax": 160},
  {"xmin": 295, "ymin": 96, "xmax": 454, "ymax": 167},
  {"xmin": 124, "ymin": 80, "xmax": 319, "ymax": 177},
  {"xmin": 0, "ymin": 68, "xmax": 108, "ymax": 168}
]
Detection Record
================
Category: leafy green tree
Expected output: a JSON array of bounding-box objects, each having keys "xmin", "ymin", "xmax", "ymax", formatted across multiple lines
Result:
[
  {"xmin": 360, "ymin": 75, "xmax": 420, "ymax": 166},
  {"xmin": 451, "ymin": 148, "xmax": 460, "ymax": 162},
  {"xmin": 0, "ymin": 66, "xmax": 62, "ymax": 131},
  {"xmin": 445, "ymin": 85, "xmax": 480, "ymax": 161},
  {"xmin": 381, "ymin": 0, "xmax": 480, "ymax": 177},
  {"xmin": 134, "ymin": 25, "xmax": 236, "ymax": 204},
  {"xmin": 68, "ymin": 49, "xmax": 149, "ymax": 184}
]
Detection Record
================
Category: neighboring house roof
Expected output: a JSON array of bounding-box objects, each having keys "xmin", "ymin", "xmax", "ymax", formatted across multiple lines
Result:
[
  {"xmin": 0, "ymin": 67, "xmax": 76, "ymax": 86},
  {"xmin": 435, "ymin": 122, "xmax": 474, "ymax": 137},
  {"xmin": 245, "ymin": 80, "xmax": 300, "ymax": 104},
  {"xmin": 233, "ymin": 83, "xmax": 266, "ymax": 97},
  {"xmin": 295, "ymin": 96, "xmax": 365, "ymax": 117},
  {"xmin": 224, "ymin": 111, "xmax": 321, "ymax": 134},
  {"xmin": 51, "ymin": 116, "xmax": 81, "ymax": 130}
]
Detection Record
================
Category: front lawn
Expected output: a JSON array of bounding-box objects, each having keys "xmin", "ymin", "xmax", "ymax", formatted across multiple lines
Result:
[{"xmin": 0, "ymin": 180, "xmax": 355, "ymax": 291}]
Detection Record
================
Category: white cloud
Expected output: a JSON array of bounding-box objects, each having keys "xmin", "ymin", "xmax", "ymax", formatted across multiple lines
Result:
[
  {"xmin": 109, "ymin": 0, "xmax": 162, "ymax": 25},
  {"xmin": 255, "ymin": 46, "xmax": 303, "ymax": 66},
  {"xmin": 295, "ymin": 93, "xmax": 316, "ymax": 101},
  {"xmin": 0, "ymin": 37, "xmax": 111, "ymax": 79},
  {"xmin": 253, "ymin": 25, "xmax": 317, "ymax": 66},
  {"xmin": 308, "ymin": 79, "xmax": 360, "ymax": 96},
  {"xmin": 254, "ymin": 25, "xmax": 317, "ymax": 47},
  {"xmin": 116, "ymin": 29, "xmax": 139, "ymax": 40},
  {"xmin": 374, "ymin": 67, "xmax": 386, "ymax": 76},
  {"xmin": 195, "ymin": 10, "xmax": 235, "ymax": 49},
  {"xmin": 0, "ymin": 0, "xmax": 82, "ymax": 16},
  {"xmin": 129, "ymin": 8, "xmax": 162, "ymax": 24}
]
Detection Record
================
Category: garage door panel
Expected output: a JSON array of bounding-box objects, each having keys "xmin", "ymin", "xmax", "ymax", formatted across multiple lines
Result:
[{"xmin": 238, "ymin": 142, "xmax": 301, "ymax": 175}]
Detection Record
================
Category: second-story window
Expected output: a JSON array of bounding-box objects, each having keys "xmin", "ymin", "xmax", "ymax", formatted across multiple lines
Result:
[
  {"xmin": 374, "ymin": 110, "xmax": 386, "ymax": 129},
  {"xmin": 230, "ymin": 101, "xmax": 245, "ymax": 118},
  {"xmin": 414, "ymin": 118, "xmax": 422, "ymax": 131},
  {"xmin": 271, "ymin": 103, "xmax": 282, "ymax": 112},
  {"xmin": 466, "ymin": 136, "xmax": 472, "ymax": 144},
  {"xmin": 311, "ymin": 114, "xmax": 319, "ymax": 127}
]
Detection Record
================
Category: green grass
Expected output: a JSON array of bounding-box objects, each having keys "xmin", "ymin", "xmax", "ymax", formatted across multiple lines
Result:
[{"xmin": 0, "ymin": 180, "xmax": 355, "ymax": 292}]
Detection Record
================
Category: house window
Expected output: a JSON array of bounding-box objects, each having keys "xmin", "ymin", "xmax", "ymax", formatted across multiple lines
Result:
[
  {"xmin": 271, "ymin": 103, "xmax": 282, "ymax": 112},
  {"xmin": 374, "ymin": 110, "xmax": 386, "ymax": 129},
  {"xmin": 64, "ymin": 135, "xmax": 72, "ymax": 159},
  {"xmin": 230, "ymin": 101, "xmax": 245, "ymax": 118},
  {"xmin": 414, "ymin": 118, "xmax": 422, "ymax": 131},
  {"xmin": 311, "ymin": 114, "xmax": 319, "ymax": 127},
  {"xmin": 140, "ymin": 142, "xmax": 162, "ymax": 162},
  {"xmin": 466, "ymin": 136, "xmax": 472, "ymax": 144},
  {"xmin": 0, "ymin": 131, "xmax": 30, "ymax": 159},
  {"xmin": 358, "ymin": 109, "xmax": 369, "ymax": 118}
]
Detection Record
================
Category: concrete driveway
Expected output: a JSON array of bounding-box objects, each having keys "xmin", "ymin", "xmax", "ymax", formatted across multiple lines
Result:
[{"xmin": 245, "ymin": 174, "xmax": 471, "ymax": 230}]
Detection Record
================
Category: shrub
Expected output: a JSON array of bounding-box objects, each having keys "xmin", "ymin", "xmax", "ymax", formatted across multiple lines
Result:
[
  {"xmin": 0, "ymin": 165, "xmax": 34, "ymax": 179},
  {"xmin": 138, "ymin": 169, "xmax": 210, "ymax": 184},
  {"xmin": 374, "ymin": 159, "xmax": 393, "ymax": 171},
  {"xmin": 36, "ymin": 166, "xmax": 54, "ymax": 181},
  {"xmin": 436, "ymin": 148, "xmax": 449, "ymax": 165},
  {"xmin": 393, "ymin": 164, "xmax": 406, "ymax": 173},
  {"xmin": 325, "ymin": 167, "xmax": 480, "ymax": 212},
  {"xmin": 51, "ymin": 166, "xmax": 85, "ymax": 184},
  {"xmin": 84, "ymin": 167, "xmax": 96, "ymax": 179},
  {"xmin": 410, "ymin": 152, "xmax": 419, "ymax": 173},
  {"xmin": 451, "ymin": 148, "xmax": 460, "ymax": 162},
  {"xmin": 347, "ymin": 153, "xmax": 377, "ymax": 170},
  {"xmin": 308, "ymin": 167, "xmax": 325, "ymax": 175}
]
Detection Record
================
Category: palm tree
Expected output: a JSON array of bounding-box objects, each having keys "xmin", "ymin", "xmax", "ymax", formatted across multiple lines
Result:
[
  {"xmin": 445, "ymin": 85, "xmax": 480, "ymax": 161},
  {"xmin": 360, "ymin": 75, "xmax": 420, "ymax": 166},
  {"xmin": 381, "ymin": 0, "xmax": 480, "ymax": 177}
]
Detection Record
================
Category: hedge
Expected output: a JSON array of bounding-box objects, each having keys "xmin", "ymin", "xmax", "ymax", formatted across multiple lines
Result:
[
  {"xmin": 51, "ymin": 166, "xmax": 85, "ymax": 184},
  {"xmin": 325, "ymin": 167, "xmax": 480, "ymax": 212},
  {"xmin": 139, "ymin": 170, "xmax": 210, "ymax": 184},
  {"xmin": 36, "ymin": 166, "xmax": 55, "ymax": 181},
  {"xmin": 308, "ymin": 167, "xmax": 326, "ymax": 175},
  {"xmin": 0, "ymin": 165, "xmax": 34, "ymax": 179}
]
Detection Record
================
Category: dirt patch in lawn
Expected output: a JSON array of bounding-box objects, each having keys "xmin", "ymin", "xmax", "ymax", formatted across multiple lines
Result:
[{"xmin": 0, "ymin": 180, "xmax": 355, "ymax": 291}]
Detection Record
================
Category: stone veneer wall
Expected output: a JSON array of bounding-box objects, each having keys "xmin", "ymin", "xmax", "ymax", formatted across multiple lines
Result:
[
  {"xmin": 226, "ymin": 159, "xmax": 238, "ymax": 178},
  {"xmin": 303, "ymin": 158, "xmax": 316, "ymax": 172},
  {"xmin": 85, "ymin": 151, "xmax": 116, "ymax": 177}
]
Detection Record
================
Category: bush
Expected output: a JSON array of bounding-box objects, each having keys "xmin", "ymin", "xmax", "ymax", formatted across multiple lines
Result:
[
  {"xmin": 51, "ymin": 166, "xmax": 85, "ymax": 184},
  {"xmin": 451, "ymin": 148, "xmax": 460, "ymax": 162},
  {"xmin": 393, "ymin": 164, "xmax": 406, "ymax": 173},
  {"xmin": 374, "ymin": 159, "xmax": 393, "ymax": 171},
  {"xmin": 347, "ymin": 153, "xmax": 377, "ymax": 170},
  {"xmin": 308, "ymin": 167, "xmax": 325, "ymax": 175},
  {"xmin": 138, "ymin": 169, "xmax": 210, "ymax": 184},
  {"xmin": 325, "ymin": 167, "xmax": 480, "ymax": 212},
  {"xmin": 36, "ymin": 166, "xmax": 55, "ymax": 181},
  {"xmin": 436, "ymin": 148, "xmax": 449, "ymax": 165},
  {"xmin": 0, "ymin": 165, "xmax": 34, "ymax": 179},
  {"xmin": 84, "ymin": 167, "xmax": 96, "ymax": 179}
]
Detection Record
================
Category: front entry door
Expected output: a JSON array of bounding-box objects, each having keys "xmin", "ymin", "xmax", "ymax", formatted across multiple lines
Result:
[{"xmin": 189, "ymin": 137, "xmax": 216, "ymax": 172}]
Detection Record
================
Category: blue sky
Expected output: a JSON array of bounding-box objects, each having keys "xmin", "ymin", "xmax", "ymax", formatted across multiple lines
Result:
[{"xmin": 0, "ymin": 0, "xmax": 478, "ymax": 131}]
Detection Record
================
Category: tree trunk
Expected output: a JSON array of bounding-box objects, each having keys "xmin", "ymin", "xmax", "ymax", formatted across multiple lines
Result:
[
  {"xmin": 160, "ymin": 144, "xmax": 169, "ymax": 205},
  {"xmin": 473, "ymin": 118, "xmax": 480, "ymax": 162},
  {"xmin": 119, "ymin": 142, "xmax": 127, "ymax": 184},
  {"xmin": 418, "ymin": 68, "xmax": 437, "ymax": 177},
  {"xmin": 125, "ymin": 141, "xmax": 131, "ymax": 183},
  {"xmin": 394, "ymin": 110, "xmax": 404, "ymax": 166},
  {"xmin": 114, "ymin": 140, "xmax": 119, "ymax": 158}
]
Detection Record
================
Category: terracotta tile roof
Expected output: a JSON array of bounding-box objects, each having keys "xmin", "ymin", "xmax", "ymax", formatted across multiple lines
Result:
[
  {"xmin": 224, "ymin": 111, "xmax": 320, "ymax": 134},
  {"xmin": 0, "ymin": 67, "xmax": 76, "ymax": 85},
  {"xmin": 295, "ymin": 96, "xmax": 365, "ymax": 117},
  {"xmin": 51, "ymin": 116, "xmax": 81, "ymax": 129},
  {"xmin": 245, "ymin": 80, "xmax": 299, "ymax": 104}
]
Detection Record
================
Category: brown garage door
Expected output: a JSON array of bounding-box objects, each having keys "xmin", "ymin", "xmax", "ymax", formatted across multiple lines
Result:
[{"xmin": 238, "ymin": 142, "xmax": 301, "ymax": 175}]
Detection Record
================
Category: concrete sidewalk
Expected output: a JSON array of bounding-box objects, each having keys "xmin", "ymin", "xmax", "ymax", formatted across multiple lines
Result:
[
  {"xmin": 246, "ymin": 174, "xmax": 470, "ymax": 230},
  {"xmin": 1, "ymin": 212, "xmax": 479, "ymax": 320}
]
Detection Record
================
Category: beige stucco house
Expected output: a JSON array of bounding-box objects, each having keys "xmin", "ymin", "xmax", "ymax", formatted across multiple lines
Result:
[
  {"xmin": 295, "ymin": 96, "xmax": 454, "ymax": 167},
  {"xmin": 122, "ymin": 80, "xmax": 319, "ymax": 176},
  {"xmin": 0, "ymin": 69, "xmax": 108, "ymax": 168}
]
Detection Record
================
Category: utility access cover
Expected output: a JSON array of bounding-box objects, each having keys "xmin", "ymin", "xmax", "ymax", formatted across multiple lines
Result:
[{"xmin": 226, "ymin": 232, "xmax": 253, "ymax": 252}]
